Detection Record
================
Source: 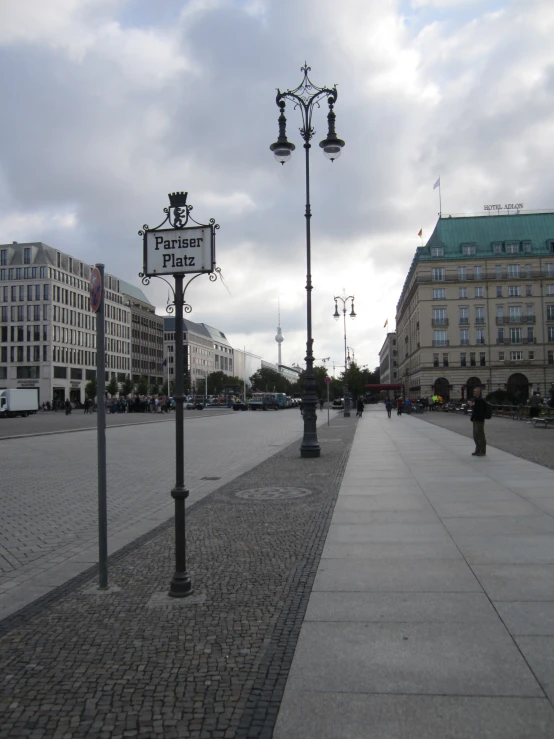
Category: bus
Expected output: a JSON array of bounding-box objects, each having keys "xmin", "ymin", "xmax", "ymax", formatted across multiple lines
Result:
[{"xmin": 249, "ymin": 392, "xmax": 287, "ymax": 410}]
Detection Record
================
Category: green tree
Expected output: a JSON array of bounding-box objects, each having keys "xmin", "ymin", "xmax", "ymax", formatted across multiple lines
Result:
[
  {"xmin": 205, "ymin": 371, "xmax": 227, "ymax": 394},
  {"xmin": 290, "ymin": 365, "xmax": 329, "ymax": 400},
  {"xmin": 85, "ymin": 376, "xmax": 97, "ymax": 400},
  {"xmin": 249, "ymin": 367, "xmax": 291, "ymax": 394},
  {"xmin": 107, "ymin": 377, "xmax": 119, "ymax": 397},
  {"xmin": 122, "ymin": 376, "xmax": 133, "ymax": 397},
  {"xmin": 137, "ymin": 376, "xmax": 148, "ymax": 396}
]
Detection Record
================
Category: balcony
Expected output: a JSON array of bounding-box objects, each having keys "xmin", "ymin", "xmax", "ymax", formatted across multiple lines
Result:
[
  {"xmin": 460, "ymin": 338, "xmax": 470, "ymax": 345},
  {"xmin": 475, "ymin": 338, "xmax": 486, "ymax": 344},
  {"xmin": 496, "ymin": 316, "xmax": 535, "ymax": 324},
  {"xmin": 496, "ymin": 338, "xmax": 536, "ymax": 346},
  {"xmin": 459, "ymin": 318, "xmax": 469, "ymax": 325},
  {"xmin": 475, "ymin": 317, "xmax": 485, "ymax": 324},
  {"xmin": 432, "ymin": 319, "xmax": 449, "ymax": 326},
  {"xmin": 432, "ymin": 340, "xmax": 449, "ymax": 347}
]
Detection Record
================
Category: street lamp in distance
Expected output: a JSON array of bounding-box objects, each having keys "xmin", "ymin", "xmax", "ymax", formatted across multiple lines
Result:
[{"xmin": 333, "ymin": 292, "xmax": 356, "ymax": 417}]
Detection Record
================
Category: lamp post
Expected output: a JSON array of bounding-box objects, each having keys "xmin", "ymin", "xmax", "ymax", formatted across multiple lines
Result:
[
  {"xmin": 270, "ymin": 63, "xmax": 345, "ymax": 458},
  {"xmin": 333, "ymin": 292, "xmax": 356, "ymax": 417}
]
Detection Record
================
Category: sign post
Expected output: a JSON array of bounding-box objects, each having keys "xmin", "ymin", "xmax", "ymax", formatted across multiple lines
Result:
[
  {"xmin": 139, "ymin": 192, "xmax": 219, "ymax": 598},
  {"xmin": 90, "ymin": 264, "xmax": 107, "ymax": 590}
]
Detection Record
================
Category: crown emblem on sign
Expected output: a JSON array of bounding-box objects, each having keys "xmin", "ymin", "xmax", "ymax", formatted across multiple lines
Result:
[{"xmin": 168, "ymin": 192, "xmax": 188, "ymax": 208}]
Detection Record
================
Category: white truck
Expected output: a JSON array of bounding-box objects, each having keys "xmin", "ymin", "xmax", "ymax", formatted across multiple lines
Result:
[{"xmin": 0, "ymin": 389, "xmax": 39, "ymax": 418}]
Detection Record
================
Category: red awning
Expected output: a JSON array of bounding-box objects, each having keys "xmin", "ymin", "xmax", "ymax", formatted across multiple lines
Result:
[{"xmin": 365, "ymin": 384, "xmax": 403, "ymax": 390}]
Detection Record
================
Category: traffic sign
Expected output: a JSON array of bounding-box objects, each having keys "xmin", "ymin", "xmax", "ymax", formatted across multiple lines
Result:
[
  {"xmin": 90, "ymin": 267, "xmax": 102, "ymax": 313},
  {"xmin": 324, "ymin": 376, "xmax": 331, "ymax": 384}
]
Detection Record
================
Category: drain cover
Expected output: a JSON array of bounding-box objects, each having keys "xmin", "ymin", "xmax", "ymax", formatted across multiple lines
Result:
[{"xmin": 235, "ymin": 486, "xmax": 314, "ymax": 500}]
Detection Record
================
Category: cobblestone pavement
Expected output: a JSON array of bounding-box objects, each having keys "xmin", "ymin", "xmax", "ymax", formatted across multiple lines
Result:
[
  {"xmin": 0, "ymin": 407, "xmax": 231, "ymax": 441},
  {"xmin": 0, "ymin": 409, "xmax": 336, "ymax": 618},
  {"xmin": 0, "ymin": 417, "xmax": 356, "ymax": 739},
  {"xmin": 413, "ymin": 410, "xmax": 554, "ymax": 471}
]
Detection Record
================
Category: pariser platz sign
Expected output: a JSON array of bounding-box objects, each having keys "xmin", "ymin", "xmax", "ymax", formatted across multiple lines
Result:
[{"xmin": 143, "ymin": 225, "xmax": 214, "ymax": 277}]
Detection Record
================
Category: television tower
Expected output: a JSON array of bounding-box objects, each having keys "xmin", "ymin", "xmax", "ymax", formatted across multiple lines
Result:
[{"xmin": 275, "ymin": 298, "xmax": 284, "ymax": 370}]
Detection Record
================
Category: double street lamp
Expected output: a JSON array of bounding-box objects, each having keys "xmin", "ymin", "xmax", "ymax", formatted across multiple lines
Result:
[
  {"xmin": 270, "ymin": 64, "xmax": 345, "ymax": 458},
  {"xmin": 333, "ymin": 292, "xmax": 356, "ymax": 417}
]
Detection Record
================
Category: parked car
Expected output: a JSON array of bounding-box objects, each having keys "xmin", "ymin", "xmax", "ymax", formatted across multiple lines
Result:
[
  {"xmin": 332, "ymin": 398, "xmax": 344, "ymax": 409},
  {"xmin": 186, "ymin": 402, "xmax": 204, "ymax": 410},
  {"xmin": 232, "ymin": 401, "xmax": 249, "ymax": 411}
]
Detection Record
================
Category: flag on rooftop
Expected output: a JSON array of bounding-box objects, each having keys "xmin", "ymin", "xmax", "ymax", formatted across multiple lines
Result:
[
  {"xmin": 383, "ymin": 319, "xmax": 388, "ymax": 328},
  {"xmin": 418, "ymin": 228, "xmax": 423, "ymax": 237},
  {"xmin": 433, "ymin": 176, "xmax": 440, "ymax": 190}
]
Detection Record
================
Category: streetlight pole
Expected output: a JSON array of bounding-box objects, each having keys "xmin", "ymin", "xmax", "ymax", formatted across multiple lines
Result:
[
  {"xmin": 334, "ymin": 292, "xmax": 356, "ymax": 417},
  {"xmin": 270, "ymin": 64, "xmax": 345, "ymax": 458}
]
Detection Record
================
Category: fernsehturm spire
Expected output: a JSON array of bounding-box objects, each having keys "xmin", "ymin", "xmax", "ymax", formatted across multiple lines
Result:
[{"xmin": 275, "ymin": 298, "xmax": 284, "ymax": 370}]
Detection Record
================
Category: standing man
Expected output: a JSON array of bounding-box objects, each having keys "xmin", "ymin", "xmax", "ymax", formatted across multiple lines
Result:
[{"xmin": 470, "ymin": 386, "xmax": 487, "ymax": 457}]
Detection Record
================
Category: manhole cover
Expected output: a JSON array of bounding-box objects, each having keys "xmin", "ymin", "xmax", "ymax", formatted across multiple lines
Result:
[{"xmin": 235, "ymin": 486, "xmax": 314, "ymax": 500}]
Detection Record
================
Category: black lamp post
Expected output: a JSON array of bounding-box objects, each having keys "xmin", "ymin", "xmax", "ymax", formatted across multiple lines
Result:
[
  {"xmin": 333, "ymin": 292, "xmax": 356, "ymax": 417},
  {"xmin": 270, "ymin": 64, "xmax": 345, "ymax": 458}
]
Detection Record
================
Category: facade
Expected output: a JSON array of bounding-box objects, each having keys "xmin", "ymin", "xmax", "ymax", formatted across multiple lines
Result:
[
  {"xmin": 378, "ymin": 332, "xmax": 398, "ymax": 385},
  {"xmin": 120, "ymin": 280, "xmax": 163, "ymax": 391},
  {"xmin": 0, "ymin": 241, "xmax": 130, "ymax": 405},
  {"xmin": 163, "ymin": 318, "xmax": 215, "ymax": 392},
  {"xmin": 202, "ymin": 324, "xmax": 235, "ymax": 375},
  {"xmin": 396, "ymin": 212, "xmax": 554, "ymax": 402}
]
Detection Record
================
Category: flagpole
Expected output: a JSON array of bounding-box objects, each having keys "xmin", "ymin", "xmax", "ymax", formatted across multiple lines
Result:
[{"xmin": 439, "ymin": 182, "xmax": 442, "ymax": 216}]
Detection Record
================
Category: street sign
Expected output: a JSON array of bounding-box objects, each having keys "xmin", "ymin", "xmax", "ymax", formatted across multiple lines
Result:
[
  {"xmin": 90, "ymin": 267, "xmax": 102, "ymax": 313},
  {"xmin": 324, "ymin": 376, "xmax": 331, "ymax": 384},
  {"xmin": 143, "ymin": 226, "xmax": 214, "ymax": 277}
]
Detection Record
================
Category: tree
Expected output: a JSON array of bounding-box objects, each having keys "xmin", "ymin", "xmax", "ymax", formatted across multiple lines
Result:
[
  {"xmin": 249, "ymin": 367, "xmax": 291, "ymax": 394},
  {"xmin": 137, "ymin": 376, "xmax": 148, "ymax": 396},
  {"xmin": 107, "ymin": 377, "xmax": 119, "ymax": 397},
  {"xmin": 85, "ymin": 376, "xmax": 97, "ymax": 400},
  {"xmin": 290, "ymin": 365, "xmax": 329, "ymax": 400},
  {"xmin": 122, "ymin": 376, "xmax": 133, "ymax": 397}
]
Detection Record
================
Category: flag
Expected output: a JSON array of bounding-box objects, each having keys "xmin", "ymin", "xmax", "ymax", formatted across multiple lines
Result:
[
  {"xmin": 433, "ymin": 176, "xmax": 440, "ymax": 190},
  {"xmin": 418, "ymin": 228, "xmax": 423, "ymax": 237},
  {"xmin": 383, "ymin": 319, "xmax": 388, "ymax": 328},
  {"xmin": 163, "ymin": 358, "xmax": 167, "ymax": 367}
]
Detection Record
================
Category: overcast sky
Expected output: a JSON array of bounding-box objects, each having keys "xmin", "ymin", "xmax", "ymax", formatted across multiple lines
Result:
[{"xmin": 1, "ymin": 0, "xmax": 554, "ymax": 374}]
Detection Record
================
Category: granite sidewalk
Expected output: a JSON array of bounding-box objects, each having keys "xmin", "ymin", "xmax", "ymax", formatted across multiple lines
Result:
[{"xmin": 274, "ymin": 406, "xmax": 554, "ymax": 738}]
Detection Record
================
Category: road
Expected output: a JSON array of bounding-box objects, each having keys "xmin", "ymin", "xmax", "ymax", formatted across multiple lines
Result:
[{"xmin": 0, "ymin": 406, "xmax": 332, "ymax": 619}]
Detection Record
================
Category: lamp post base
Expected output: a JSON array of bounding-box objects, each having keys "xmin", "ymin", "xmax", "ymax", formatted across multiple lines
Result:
[
  {"xmin": 168, "ymin": 572, "xmax": 193, "ymax": 598},
  {"xmin": 300, "ymin": 443, "xmax": 321, "ymax": 458}
]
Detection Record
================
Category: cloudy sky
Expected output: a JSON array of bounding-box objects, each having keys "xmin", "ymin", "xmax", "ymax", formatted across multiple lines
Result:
[{"xmin": 2, "ymin": 0, "xmax": 554, "ymax": 374}]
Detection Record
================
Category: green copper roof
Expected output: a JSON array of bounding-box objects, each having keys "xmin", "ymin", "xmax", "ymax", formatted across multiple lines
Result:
[{"xmin": 426, "ymin": 212, "xmax": 554, "ymax": 254}]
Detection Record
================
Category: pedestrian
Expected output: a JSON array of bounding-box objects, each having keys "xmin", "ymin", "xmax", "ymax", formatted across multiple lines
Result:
[
  {"xmin": 385, "ymin": 398, "xmax": 392, "ymax": 418},
  {"xmin": 319, "ymin": 398, "xmax": 324, "ymax": 411},
  {"xmin": 356, "ymin": 397, "xmax": 364, "ymax": 418},
  {"xmin": 396, "ymin": 397, "xmax": 403, "ymax": 416},
  {"xmin": 64, "ymin": 398, "xmax": 71, "ymax": 416},
  {"xmin": 83, "ymin": 398, "xmax": 89, "ymax": 414},
  {"xmin": 528, "ymin": 392, "xmax": 541, "ymax": 423},
  {"xmin": 470, "ymin": 386, "xmax": 488, "ymax": 456}
]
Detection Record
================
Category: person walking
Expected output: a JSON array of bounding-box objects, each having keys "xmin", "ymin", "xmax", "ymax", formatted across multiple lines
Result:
[
  {"xmin": 470, "ymin": 386, "xmax": 487, "ymax": 456},
  {"xmin": 396, "ymin": 397, "xmax": 403, "ymax": 416},
  {"xmin": 385, "ymin": 398, "xmax": 392, "ymax": 418},
  {"xmin": 356, "ymin": 397, "xmax": 364, "ymax": 418}
]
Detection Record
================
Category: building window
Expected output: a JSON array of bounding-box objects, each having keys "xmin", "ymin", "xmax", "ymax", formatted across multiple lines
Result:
[
  {"xmin": 462, "ymin": 244, "xmax": 476, "ymax": 256},
  {"xmin": 458, "ymin": 266, "xmax": 467, "ymax": 280},
  {"xmin": 493, "ymin": 243, "xmax": 502, "ymax": 254},
  {"xmin": 496, "ymin": 305, "xmax": 504, "ymax": 322},
  {"xmin": 510, "ymin": 327, "xmax": 522, "ymax": 344},
  {"xmin": 459, "ymin": 287, "xmax": 468, "ymax": 299},
  {"xmin": 506, "ymin": 242, "xmax": 519, "ymax": 254},
  {"xmin": 507, "ymin": 264, "xmax": 520, "ymax": 278},
  {"xmin": 476, "ymin": 329, "xmax": 485, "ymax": 344},
  {"xmin": 475, "ymin": 306, "xmax": 485, "ymax": 324},
  {"xmin": 459, "ymin": 307, "xmax": 469, "ymax": 324},
  {"xmin": 497, "ymin": 328, "xmax": 504, "ymax": 344},
  {"xmin": 432, "ymin": 268, "xmax": 445, "ymax": 281},
  {"xmin": 523, "ymin": 241, "xmax": 532, "ymax": 254},
  {"xmin": 54, "ymin": 366, "xmax": 67, "ymax": 378},
  {"xmin": 510, "ymin": 351, "xmax": 523, "ymax": 360},
  {"xmin": 432, "ymin": 308, "xmax": 447, "ymax": 325},
  {"xmin": 16, "ymin": 366, "xmax": 40, "ymax": 379},
  {"xmin": 470, "ymin": 352, "xmax": 476, "ymax": 366},
  {"xmin": 529, "ymin": 351, "xmax": 535, "ymax": 360},
  {"xmin": 433, "ymin": 331, "xmax": 448, "ymax": 346},
  {"xmin": 499, "ymin": 351, "xmax": 505, "ymax": 360},
  {"xmin": 460, "ymin": 353, "xmax": 466, "ymax": 367},
  {"xmin": 496, "ymin": 286, "xmax": 503, "ymax": 297},
  {"xmin": 524, "ymin": 264, "xmax": 532, "ymax": 278},
  {"xmin": 495, "ymin": 265, "xmax": 503, "ymax": 279},
  {"xmin": 547, "ymin": 305, "xmax": 554, "ymax": 321},
  {"xmin": 548, "ymin": 327, "xmax": 554, "ymax": 343},
  {"xmin": 545, "ymin": 264, "xmax": 554, "ymax": 277},
  {"xmin": 475, "ymin": 287, "xmax": 484, "ymax": 298},
  {"xmin": 433, "ymin": 353, "xmax": 439, "ymax": 368},
  {"xmin": 508, "ymin": 286, "xmax": 521, "ymax": 297},
  {"xmin": 547, "ymin": 285, "xmax": 554, "ymax": 296},
  {"xmin": 443, "ymin": 353, "xmax": 449, "ymax": 367},
  {"xmin": 548, "ymin": 350, "xmax": 553, "ymax": 364},
  {"xmin": 480, "ymin": 352, "xmax": 486, "ymax": 366},
  {"xmin": 509, "ymin": 306, "xmax": 522, "ymax": 323},
  {"xmin": 0, "ymin": 250, "xmax": 7, "ymax": 266},
  {"xmin": 23, "ymin": 247, "xmax": 31, "ymax": 265},
  {"xmin": 432, "ymin": 288, "xmax": 446, "ymax": 299},
  {"xmin": 526, "ymin": 285, "xmax": 532, "ymax": 296},
  {"xmin": 460, "ymin": 329, "xmax": 469, "ymax": 345},
  {"xmin": 431, "ymin": 247, "xmax": 444, "ymax": 257},
  {"xmin": 473, "ymin": 266, "xmax": 483, "ymax": 280}
]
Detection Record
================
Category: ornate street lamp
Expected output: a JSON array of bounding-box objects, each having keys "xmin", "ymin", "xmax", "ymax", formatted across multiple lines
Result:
[
  {"xmin": 270, "ymin": 64, "xmax": 345, "ymax": 458},
  {"xmin": 333, "ymin": 292, "xmax": 356, "ymax": 417}
]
